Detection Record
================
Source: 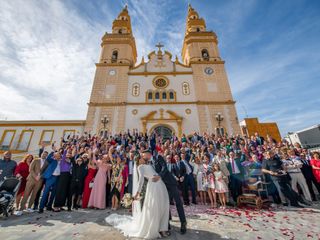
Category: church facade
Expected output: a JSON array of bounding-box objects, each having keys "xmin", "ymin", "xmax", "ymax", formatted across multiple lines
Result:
[
  {"xmin": 0, "ymin": 5, "xmax": 240, "ymax": 155},
  {"xmin": 85, "ymin": 5, "xmax": 240, "ymax": 138}
]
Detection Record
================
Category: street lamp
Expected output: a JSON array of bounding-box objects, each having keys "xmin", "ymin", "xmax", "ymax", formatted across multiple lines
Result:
[
  {"xmin": 101, "ymin": 115, "xmax": 109, "ymax": 138},
  {"xmin": 215, "ymin": 112, "xmax": 224, "ymax": 136},
  {"xmin": 215, "ymin": 112, "xmax": 224, "ymax": 127}
]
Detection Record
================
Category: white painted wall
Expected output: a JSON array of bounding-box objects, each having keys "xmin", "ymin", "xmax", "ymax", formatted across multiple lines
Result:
[{"xmin": 127, "ymin": 74, "xmax": 196, "ymax": 103}]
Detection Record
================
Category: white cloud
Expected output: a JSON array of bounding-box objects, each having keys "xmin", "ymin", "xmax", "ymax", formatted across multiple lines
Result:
[
  {"xmin": 0, "ymin": 0, "xmax": 107, "ymax": 120},
  {"xmin": 0, "ymin": 0, "xmax": 186, "ymax": 121}
]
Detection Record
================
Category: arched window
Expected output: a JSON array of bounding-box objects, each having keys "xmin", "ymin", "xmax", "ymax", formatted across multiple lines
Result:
[
  {"xmin": 145, "ymin": 90, "xmax": 176, "ymax": 102},
  {"xmin": 162, "ymin": 91, "xmax": 167, "ymax": 100},
  {"xmin": 196, "ymin": 27, "xmax": 200, "ymax": 32},
  {"xmin": 155, "ymin": 91, "xmax": 160, "ymax": 101},
  {"xmin": 201, "ymin": 49, "xmax": 209, "ymax": 61},
  {"xmin": 111, "ymin": 50, "xmax": 118, "ymax": 63},
  {"xmin": 147, "ymin": 91, "xmax": 153, "ymax": 101},
  {"xmin": 169, "ymin": 91, "xmax": 175, "ymax": 100}
]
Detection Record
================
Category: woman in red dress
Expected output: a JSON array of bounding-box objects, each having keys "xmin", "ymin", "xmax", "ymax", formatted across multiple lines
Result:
[
  {"xmin": 120, "ymin": 158, "xmax": 129, "ymax": 200},
  {"xmin": 82, "ymin": 155, "xmax": 98, "ymax": 208},
  {"xmin": 310, "ymin": 152, "xmax": 320, "ymax": 183},
  {"xmin": 14, "ymin": 154, "xmax": 34, "ymax": 210}
]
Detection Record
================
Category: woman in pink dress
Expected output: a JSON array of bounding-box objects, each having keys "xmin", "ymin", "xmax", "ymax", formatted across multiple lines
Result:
[
  {"xmin": 310, "ymin": 152, "xmax": 320, "ymax": 183},
  {"xmin": 88, "ymin": 152, "xmax": 111, "ymax": 209},
  {"xmin": 82, "ymin": 156, "xmax": 97, "ymax": 208}
]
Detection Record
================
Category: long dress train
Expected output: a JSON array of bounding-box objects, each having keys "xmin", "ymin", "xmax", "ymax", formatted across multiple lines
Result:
[{"xmin": 105, "ymin": 164, "xmax": 169, "ymax": 239}]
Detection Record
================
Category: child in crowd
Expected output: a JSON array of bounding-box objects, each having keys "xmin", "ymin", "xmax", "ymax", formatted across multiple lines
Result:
[{"xmin": 213, "ymin": 163, "xmax": 228, "ymax": 209}]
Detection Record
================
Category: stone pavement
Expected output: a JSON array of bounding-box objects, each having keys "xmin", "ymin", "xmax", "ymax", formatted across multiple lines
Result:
[{"xmin": 0, "ymin": 203, "xmax": 320, "ymax": 240}]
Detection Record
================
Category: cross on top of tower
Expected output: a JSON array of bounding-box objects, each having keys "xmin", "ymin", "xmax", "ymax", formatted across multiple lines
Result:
[{"xmin": 156, "ymin": 42, "xmax": 164, "ymax": 52}]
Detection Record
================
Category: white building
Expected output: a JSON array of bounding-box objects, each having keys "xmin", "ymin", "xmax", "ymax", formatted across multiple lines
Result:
[{"xmin": 286, "ymin": 124, "xmax": 320, "ymax": 149}]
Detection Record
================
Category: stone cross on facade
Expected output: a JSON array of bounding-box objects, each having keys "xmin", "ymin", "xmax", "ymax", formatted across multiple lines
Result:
[{"xmin": 156, "ymin": 42, "xmax": 164, "ymax": 52}]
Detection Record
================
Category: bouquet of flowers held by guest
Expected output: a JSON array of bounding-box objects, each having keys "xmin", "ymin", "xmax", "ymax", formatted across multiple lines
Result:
[{"xmin": 121, "ymin": 193, "xmax": 133, "ymax": 208}]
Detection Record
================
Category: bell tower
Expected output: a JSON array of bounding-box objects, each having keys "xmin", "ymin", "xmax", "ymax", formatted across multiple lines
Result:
[
  {"xmin": 85, "ymin": 5, "xmax": 137, "ymax": 135},
  {"xmin": 99, "ymin": 5, "xmax": 137, "ymax": 66},
  {"xmin": 182, "ymin": 4, "xmax": 240, "ymax": 135},
  {"xmin": 182, "ymin": 4, "xmax": 221, "ymax": 65}
]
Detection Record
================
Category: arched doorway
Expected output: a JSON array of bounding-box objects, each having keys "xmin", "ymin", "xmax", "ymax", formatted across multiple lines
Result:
[
  {"xmin": 141, "ymin": 110, "xmax": 183, "ymax": 137},
  {"xmin": 152, "ymin": 125, "xmax": 173, "ymax": 140}
]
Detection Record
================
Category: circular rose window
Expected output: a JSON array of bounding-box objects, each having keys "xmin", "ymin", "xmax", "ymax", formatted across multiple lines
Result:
[{"xmin": 153, "ymin": 77, "xmax": 169, "ymax": 89}]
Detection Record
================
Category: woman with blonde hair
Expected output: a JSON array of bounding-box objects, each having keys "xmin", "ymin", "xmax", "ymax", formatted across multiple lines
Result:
[
  {"xmin": 14, "ymin": 154, "xmax": 34, "ymax": 215},
  {"xmin": 310, "ymin": 152, "xmax": 320, "ymax": 184}
]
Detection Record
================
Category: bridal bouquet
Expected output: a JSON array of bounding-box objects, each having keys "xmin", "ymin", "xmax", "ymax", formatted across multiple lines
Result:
[{"xmin": 121, "ymin": 193, "xmax": 133, "ymax": 208}]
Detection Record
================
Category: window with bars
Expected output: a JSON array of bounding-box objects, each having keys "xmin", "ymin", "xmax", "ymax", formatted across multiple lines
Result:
[{"xmin": 145, "ymin": 90, "xmax": 176, "ymax": 102}]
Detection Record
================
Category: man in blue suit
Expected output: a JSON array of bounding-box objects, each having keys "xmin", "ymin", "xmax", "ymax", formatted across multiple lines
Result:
[{"xmin": 39, "ymin": 148, "xmax": 61, "ymax": 213}]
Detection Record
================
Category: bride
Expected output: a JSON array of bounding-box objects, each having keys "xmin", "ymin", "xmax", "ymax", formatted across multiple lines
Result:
[{"xmin": 105, "ymin": 154, "xmax": 170, "ymax": 239}]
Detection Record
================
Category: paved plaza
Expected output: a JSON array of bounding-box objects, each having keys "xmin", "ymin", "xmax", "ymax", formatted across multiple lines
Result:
[{"xmin": 1, "ymin": 204, "xmax": 320, "ymax": 240}]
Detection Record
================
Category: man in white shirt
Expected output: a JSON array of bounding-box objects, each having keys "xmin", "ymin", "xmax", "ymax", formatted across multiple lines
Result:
[
  {"xmin": 282, "ymin": 150, "xmax": 312, "ymax": 202},
  {"xmin": 181, "ymin": 153, "xmax": 197, "ymax": 205},
  {"xmin": 227, "ymin": 151, "xmax": 244, "ymax": 204}
]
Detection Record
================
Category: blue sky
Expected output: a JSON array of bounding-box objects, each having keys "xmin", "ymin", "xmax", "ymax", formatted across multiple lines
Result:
[{"xmin": 0, "ymin": 0, "xmax": 319, "ymax": 136}]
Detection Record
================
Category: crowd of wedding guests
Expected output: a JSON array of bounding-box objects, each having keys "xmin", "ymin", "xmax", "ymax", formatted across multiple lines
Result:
[{"xmin": 1, "ymin": 130, "xmax": 320, "ymax": 216}]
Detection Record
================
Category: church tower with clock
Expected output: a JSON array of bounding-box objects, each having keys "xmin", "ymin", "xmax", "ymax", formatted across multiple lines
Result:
[{"xmin": 85, "ymin": 5, "xmax": 240, "ymax": 137}]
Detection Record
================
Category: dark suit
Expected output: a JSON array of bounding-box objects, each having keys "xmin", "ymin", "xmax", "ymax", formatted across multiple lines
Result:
[
  {"xmin": 153, "ymin": 155, "xmax": 186, "ymax": 224},
  {"xmin": 173, "ymin": 161, "xmax": 186, "ymax": 201},
  {"xmin": 126, "ymin": 158, "xmax": 134, "ymax": 195},
  {"xmin": 39, "ymin": 147, "xmax": 45, "ymax": 158},
  {"xmin": 227, "ymin": 157, "xmax": 245, "ymax": 202},
  {"xmin": 69, "ymin": 160, "xmax": 88, "ymax": 209},
  {"xmin": 300, "ymin": 158, "xmax": 320, "ymax": 201},
  {"xmin": 150, "ymin": 134, "xmax": 156, "ymax": 154},
  {"xmin": 177, "ymin": 160, "xmax": 196, "ymax": 205}
]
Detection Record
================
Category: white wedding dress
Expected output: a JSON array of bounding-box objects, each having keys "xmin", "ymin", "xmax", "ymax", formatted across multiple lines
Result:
[{"xmin": 105, "ymin": 164, "xmax": 169, "ymax": 239}]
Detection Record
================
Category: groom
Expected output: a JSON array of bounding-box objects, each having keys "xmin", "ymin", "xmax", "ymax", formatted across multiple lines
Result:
[{"xmin": 142, "ymin": 150, "xmax": 187, "ymax": 234}]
